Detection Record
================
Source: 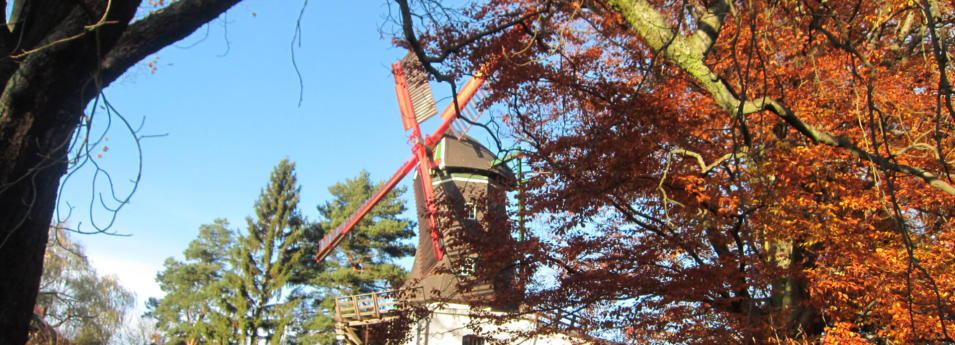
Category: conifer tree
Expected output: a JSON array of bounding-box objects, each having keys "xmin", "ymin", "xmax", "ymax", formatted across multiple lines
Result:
[
  {"xmin": 290, "ymin": 171, "xmax": 415, "ymax": 344},
  {"xmin": 228, "ymin": 159, "xmax": 306, "ymax": 345},
  {"xmin": 318, "ymin": 171, "xmax": 415, "ymax": 292},
  {"xmin": 147, "ymin": 219, "xmax": 237, "ymax": 345}
]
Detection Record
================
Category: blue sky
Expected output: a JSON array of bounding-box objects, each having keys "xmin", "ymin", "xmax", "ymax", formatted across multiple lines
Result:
[{"xmin": 58, "ymin": 0, "xmax": 452, "ymax": 313}]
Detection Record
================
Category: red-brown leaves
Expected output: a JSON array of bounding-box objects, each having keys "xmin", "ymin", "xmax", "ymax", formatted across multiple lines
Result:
[{"xmin": 403, "ymin": 0, "xmax": 955, "ymax": 342}]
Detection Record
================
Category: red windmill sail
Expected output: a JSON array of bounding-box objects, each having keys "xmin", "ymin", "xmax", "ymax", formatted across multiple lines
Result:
[{"xmin": 313, "ymin": 54, "xmax": 486, "ymax": 264}]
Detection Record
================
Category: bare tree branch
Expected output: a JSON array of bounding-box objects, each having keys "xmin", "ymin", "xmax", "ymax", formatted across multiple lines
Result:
[
  {"xmin": 99, "ymin": 0, "xmax": 242, "ymax": 86},
  {"xmin": 671, "ymin": 148, "xmax": 741, "ymax": 176}
]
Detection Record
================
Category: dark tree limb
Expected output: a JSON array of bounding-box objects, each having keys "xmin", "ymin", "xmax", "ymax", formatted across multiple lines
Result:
[
  {"xmin": 99, "ymin": 0, "xmax": 243, "ymax": 86},
  {"xmin": 0, "ymin": 1, "xmax": 241, "ymax": 344}
]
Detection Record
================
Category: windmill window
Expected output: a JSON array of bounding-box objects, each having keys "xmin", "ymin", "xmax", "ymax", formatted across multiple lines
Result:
[
  {"xmin": 464, "ymin": 202, "xmax": 477, "ymax": 220},
  {"xmin": 462, "ymin": 335, "xmax": 485, "ymax": 345},
  {"xmin": 456, "ymin": 256, "xmax": 478, "ymax": 277}
]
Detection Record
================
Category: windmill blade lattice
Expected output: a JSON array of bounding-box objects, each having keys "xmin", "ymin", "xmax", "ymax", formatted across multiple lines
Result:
[
  {"xmin": 399, "ymin": 53, "xmax": 437, "ymax": 130},
  {"xmin": 450, "ymin": 88, "xmax": 489, "ymax": 139}
]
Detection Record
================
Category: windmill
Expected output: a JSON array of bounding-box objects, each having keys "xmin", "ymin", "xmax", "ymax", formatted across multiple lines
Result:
[
  {"xmin": 313, "ymin": 52, "xmax": 514, "ymax": 302},
  {"xmin": 321, "ymin": 53, "xmax": 596, "ymax": 345}
]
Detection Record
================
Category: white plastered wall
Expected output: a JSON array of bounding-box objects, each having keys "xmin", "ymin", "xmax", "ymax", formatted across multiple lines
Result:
[{"xmin": 403, "ymin": 303, "xmax": 587, "ymax": 345}]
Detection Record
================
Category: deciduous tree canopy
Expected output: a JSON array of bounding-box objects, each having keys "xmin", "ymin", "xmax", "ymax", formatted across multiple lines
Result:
[
  {"xmin": 397, "ymin": 0, "xmax": 955, "ymax": 343},
  {"xmin": 35, "ymin": 228, "xmax": 134, "ymax": 345}
]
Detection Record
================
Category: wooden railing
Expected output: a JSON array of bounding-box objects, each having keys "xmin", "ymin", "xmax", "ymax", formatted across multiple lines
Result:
[
  {"xmin": 538, "ymin": 309, "xmax": 582, "ymax": 329},
  {"xmin": 334, "ymin": 290, "xmax": 403, "ymax": 323}
]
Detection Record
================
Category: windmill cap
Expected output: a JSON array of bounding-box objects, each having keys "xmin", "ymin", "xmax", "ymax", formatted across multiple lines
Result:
[{"xmin": 433, "ymin": 134, "xmax": 516, "ymax": 186}]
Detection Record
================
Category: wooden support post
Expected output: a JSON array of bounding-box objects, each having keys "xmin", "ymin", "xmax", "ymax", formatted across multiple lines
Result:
[
  {"xmin": 343, "ymin": 326, "xmax": 363, "ymax": 345},
  {"xmin": 352, "ymin": 295, "xmax": 360, "ymax": 320}
]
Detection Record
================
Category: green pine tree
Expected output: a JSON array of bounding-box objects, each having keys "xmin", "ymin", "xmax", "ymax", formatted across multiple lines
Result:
[
  {"xmin": 147, "ymin": 219, "xmax": 238, "ymax": 345},
  {"xmin": 228, "ymin": 158, "xmax": 306, "ymax": 345},
  {"xmin": 290, "ymin": 170, "xmax": 415, "ymax": 344},
  {"xmin": 318, "ymin": 171, "xmax": 414, "ymax": 292}
]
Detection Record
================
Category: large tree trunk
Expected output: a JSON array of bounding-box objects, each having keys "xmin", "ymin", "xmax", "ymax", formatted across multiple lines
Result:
[
  {"xmin": 0, "ymin": 118, "xmax": 71, "ymax": 345},
  {"xmin": 0, "ymin": 0, "xmax": 241, "ymax": 343},
  {"xmin": 0, "ymin": 3, "xmax": 138, "ymax": 343}
]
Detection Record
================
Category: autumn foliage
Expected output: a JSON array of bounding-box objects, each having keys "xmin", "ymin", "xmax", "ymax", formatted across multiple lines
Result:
[{"xmin": 399, "ymin": 0, "xmax": 955, "ymax": 343}]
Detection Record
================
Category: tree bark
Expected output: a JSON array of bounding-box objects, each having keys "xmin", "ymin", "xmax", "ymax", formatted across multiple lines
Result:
[{"xmin": 0, "ymin": 0, "xmax": 240, "ymax": 343}]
